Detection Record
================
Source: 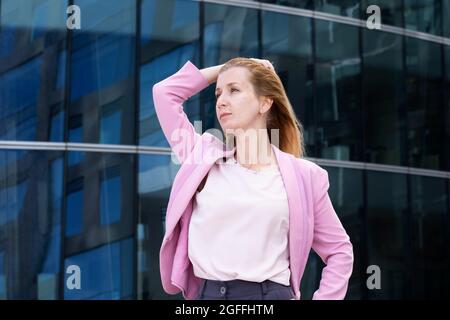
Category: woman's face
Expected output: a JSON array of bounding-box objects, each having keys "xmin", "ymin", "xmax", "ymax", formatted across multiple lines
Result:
[{"xmin": 215, "ymin": 67, "xmax": 270, "ymax": 132}]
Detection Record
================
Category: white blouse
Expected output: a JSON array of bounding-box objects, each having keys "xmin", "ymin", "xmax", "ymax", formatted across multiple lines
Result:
[{"xmin": 188, "ymin": 156, "xmax": 291, "ymax": 286}]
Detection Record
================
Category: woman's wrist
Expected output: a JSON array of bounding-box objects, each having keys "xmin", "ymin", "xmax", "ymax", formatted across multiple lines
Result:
[{"xmin": 199, "ymin": 64, "xmax": 224, "ymax": 85}]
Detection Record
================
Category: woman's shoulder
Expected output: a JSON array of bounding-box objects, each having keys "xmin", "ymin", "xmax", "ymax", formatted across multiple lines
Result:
[{"xmin": 292, "ymin": 157, "xmax": 329, "ymax": 178}]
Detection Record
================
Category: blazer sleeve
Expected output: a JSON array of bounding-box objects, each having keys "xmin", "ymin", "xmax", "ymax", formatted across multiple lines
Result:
[
  {"xmin": 152, "ymin": 60, "xmax": 211, "ymax": 164},
  {"xmin": 311, "ymin": 166, "xmax": 354, "ymax": 300}
]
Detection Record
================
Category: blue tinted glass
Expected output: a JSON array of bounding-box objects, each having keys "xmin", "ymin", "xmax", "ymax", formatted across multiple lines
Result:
[
  {"xmin": 100, "ymin": 175, "xmax": 121, "ymax": 225},
  {"xmin": 65, "ymin": 188, "xmax": 83, "ymax": 237},
  {"xmin": 0, "ymin": 61, "xmax": 39, "ymax": 140},
  {"xmin": 0, "ymin": 251, "xmax": 4, "ymax": 299},
  {"xmin": 141, "ymin": 0, "xmax": 199, "ymax": 45},
  {"xmin": 100, "ymin": 108, "xmax": 122, "ymax": 144},
  {"xmin": 139, "ymin": 43, "xmax": 197, "ymax": 146},
  {"xmin": 141, "ymin": 0, "xmax": 157, "ymax": 45},
  {"xmin": 56, "ymin": 51, "xmax": 67, "ymax": 90},
  {"xmin": 49, "ymin": 111, "xmax": 64, "ymax": 142},
  {"xmin": 0, "ymin": 180, "xmax": 28, "ymax": 225},
  {"xmin": 31, "ymin": 0, "xmax": 51, "ymax": 40},
  {"xmin": 70, "ymin": 35, "xmax": 134, "ymax": 101},
  {"xmin": 404, "ymin": 0, "xmax": 442, "ymax": 36},
  {"xmin": 64, "ymin": 238, "xmax": 133, "ymax": 299},
  {"xmin": 50, "ymin": 157, "xmax": 63, "ymax": 224},
  {"xmin": 172, "ymin": 0, "xmax": 199, "ymax": 31},
  {"xmin": 68, "ymin": 128, "xmax": 85, "ymax": 166},
  {"xmin": 70, "ymin": 0, "xmax": 135, "ymax": 101},
  {"xmin": 0, "ymin": 252, "xmax": 4, "ymax": 274},
  {"xmin": 40, "ymin": 225, "xmax": 61, "ymax": 274}
]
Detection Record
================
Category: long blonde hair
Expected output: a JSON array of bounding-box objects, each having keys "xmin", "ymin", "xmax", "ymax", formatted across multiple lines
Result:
[{"xmin": 218, "ymin": 57, "xmax": 306, "ymax": 158}]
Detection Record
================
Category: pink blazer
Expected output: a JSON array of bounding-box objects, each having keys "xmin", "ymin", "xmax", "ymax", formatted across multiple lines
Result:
[{"xmin": 153, "ymin": 60, "xmax": 354, "ymax": 300}]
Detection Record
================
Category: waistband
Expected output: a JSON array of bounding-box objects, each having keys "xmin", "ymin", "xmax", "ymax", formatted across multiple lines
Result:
[{"xmin": 200, "ymin": 278, "xmax": 290, "ymax": 295}]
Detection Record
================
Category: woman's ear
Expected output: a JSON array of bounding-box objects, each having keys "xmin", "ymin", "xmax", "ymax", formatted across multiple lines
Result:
[{"xmin": 259, "ymin": 97, "xmax": 273, "ymax": 114}]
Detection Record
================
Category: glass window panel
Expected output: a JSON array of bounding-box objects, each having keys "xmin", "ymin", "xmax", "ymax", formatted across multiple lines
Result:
[
  {"xmin": 141, "ymin": 0, "xmax": 199, "ymax": 45},
  {"xmin": 100, "ymin": 101, "xmax": 122, "ymax": 145},
  {"xmin": 0, "ymin": 0, "xmax": 67, "ymax": 49},
  {"xmin": 137, "ymin": 154, "xmax": 180, "ymax": 299},
  {"xmin": 404, "ymin": 0, "xmax": 442, "ymax": 36},
  {"xmin": 0, "ymin": 251, "xmax": 5, "ymax": 299},
  {"xmin": 410, "ymin": 175, "xmax": 449, "ymax": 298},
  {"xmin": 68, "ymin": 114, "xmax": 84, "ymax": 166},
  {"xmin": 0, "ymin": 57, "xmax": 41, "ymax": 142},
  {"xmin": 139, "ymin": 44, "xmax": 200, "ymax": 146},
  {"xmin": 100, "ymin": 166, "xmax": 121, "ymax": 226},
  {"xmin": 315, "ymin": 21, "xmax": 362, "ymax": 161},
  {"xmin": 361, "ymin": 0, "xmax": 403, "ymax": 28},
  {"xmin": 262, "ymin": 11, "xmax": 314, "ymax": 156},
  {"xmin": 444, "ymin": 0, "xmax": 450, "ymax": 38},
  {"xmin": 70, "ymin": 0, "xmax": 135, "ymax": 101},
  {"xmin": 314, "ymin": 0, "xmax": 361, "ymax": 18},
  {"xmin": 64, "ymin": 238, "xmax": 133, "ymax": 299},
  {"xmin": 301, "ymin": 166, "xmax": 364, "ymax": 299},
  {"xmin": 65, "ymin": 178, "xmax": 84, "ymax": 237},
  {"xmin": 0, "ymin": 149, "xmax": 63, "ymax": 299},
  {"xmin": 201, "ymin": 3, "xmax": 259, "ymax": 133},
  {"xmin": 366, "ymin": 171, "xmax": 408, "ymax": 299},
  {"xmin": 69, "ymin": 0, "xmax": 136, "ymax": 146},
  {"xmin": 405, "ymin": 38, "xmax": 444, "ymax": 170},
  {"xmin": 140, "ymin": 0, "xmax": 200, "ymax": 147},
  {"xmin": 362, "ymin": 30, "xmax": 406, "ymax": 166},
  {"xmin": 49, "ymin": 109, "xmax": 65, "ymax": 142},
  {"xmin": 55, "ymin": 51, "xmax": 67, "ymax": 90}
]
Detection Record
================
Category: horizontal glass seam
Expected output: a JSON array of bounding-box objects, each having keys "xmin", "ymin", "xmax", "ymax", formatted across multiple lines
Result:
[{"xmin": 1, "ymin": 140, "xmax": 448, "ymax": 178}]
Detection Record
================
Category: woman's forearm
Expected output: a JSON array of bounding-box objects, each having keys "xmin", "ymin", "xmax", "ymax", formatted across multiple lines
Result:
[{"xmin": 199, "ymin": 64, "xmax": 225, "ymax": 85}]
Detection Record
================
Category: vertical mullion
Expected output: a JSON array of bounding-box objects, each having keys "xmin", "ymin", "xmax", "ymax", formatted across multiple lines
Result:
[
  {"xmin": 132, "ymin": 0, "xmax": 141, "ymax": 300},
  {"xmin": 59, "ymin": 0, "xmax": 74, "ymax": 300}
]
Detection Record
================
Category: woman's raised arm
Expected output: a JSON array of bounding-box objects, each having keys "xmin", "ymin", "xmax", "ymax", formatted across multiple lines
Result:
[{"xmin": 152, "ymin": 60, "xmax": 220, "ymax": 164}]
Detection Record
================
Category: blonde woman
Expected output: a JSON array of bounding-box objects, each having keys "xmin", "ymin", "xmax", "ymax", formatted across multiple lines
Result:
[{"xmin": 153, "ymin": 57, "xmax": 353, "ymax": 300}]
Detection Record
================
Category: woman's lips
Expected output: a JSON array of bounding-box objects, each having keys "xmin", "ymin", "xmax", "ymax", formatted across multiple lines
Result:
[{"xmin": 220, "ymin": 113, "xmax": 232, "ymax": 120}]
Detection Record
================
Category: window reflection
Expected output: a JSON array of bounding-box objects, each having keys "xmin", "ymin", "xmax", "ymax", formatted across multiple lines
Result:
[
  {"xmin": 404, "ymin": 0, "xmax": 442, "ymax": 36},
  {"xmin": 410, "ymin": 175, "xmax": 449, "ymax": 298},
  {"xmin": 64, "ymin": 238, "xmax": 133, "ymax": 299},
  {"xmin": 361, "ymin": 0, "xmax": 403, "ymax": 28},
  {"xmin": 201, "ymin": 3, "xmax": 259, "ymax": 132},
  {"xmin": 367, "ymin": 171, "xmax": 408, "ymax": 299},
  {"xmin": 363, "ymin": 31, "xmax": 405, "ymax": 166},
  {"xmin": 0, "ymin": 57, "xmax": 41, "ymax": 141},
  {"xmin": 405, "ymin": 38, "xmax": 444, "ymax": 170},
  {"xmin": 314, "ymin": 0, "xmax": 361, "ymax": 18},
  {"xmin": 100, "ymin": 100, "xmax": 122, "ymax": 145},
  {"xmin": 262, "ymin": 11, "xmax": 314, "ymax": 155},
  {"xmin": 100, "ymin": 166, "xmax": 121, "ymax": 225},
  {"xmin": 137, "ymin": 154, "xmax": 179, "ymax": 299},
  {"xmin": 0, "ymin": 150, "xmax": 63, "ymax": 299},
  {"xmin": 65, "ymin": 178, "xmax": 84, "ymax": 237},
  {"xmin": 315, "ymin": 21, "xmax": 362, "ymax": 161},
  {"xmin": 0, "ymin": 251, "xmax": 5, "ymax": 299},
  {"xmin": 68, "ymin": 115, "xmax": 85, "ymax": 166},
  {"xmin": 140, "ymin": 44, "xmax": 200, "ymax": 146}
]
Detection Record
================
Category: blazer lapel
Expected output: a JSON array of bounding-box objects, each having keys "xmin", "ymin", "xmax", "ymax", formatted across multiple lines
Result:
[
  {"xmin": 272, "ymin": 145, "xmax": 304, "ymax": 293},
  {"xmin": 164, "ymin": 135, "xmax": 236, "ymax": 240}
]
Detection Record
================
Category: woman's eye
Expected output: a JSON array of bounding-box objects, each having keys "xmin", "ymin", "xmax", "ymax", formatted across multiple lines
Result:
[{"xmin": 231, "ymin": 88, "xmax": 239, "ymax": 93}]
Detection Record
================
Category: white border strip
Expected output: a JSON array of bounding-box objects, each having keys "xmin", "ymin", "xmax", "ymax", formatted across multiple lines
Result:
[
  {"xmin": 1, "ymin": 141, "xmax": 449, "ymax": 179},
  {"xmin": 200, "ymin": 0, "xmax": 450, "ymax": 46}
]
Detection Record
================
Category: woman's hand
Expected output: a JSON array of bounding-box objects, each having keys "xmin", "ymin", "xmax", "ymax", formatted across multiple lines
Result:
[{"xmin": 249, "ymin": 58, "xmax": 275, "ymax": 71}]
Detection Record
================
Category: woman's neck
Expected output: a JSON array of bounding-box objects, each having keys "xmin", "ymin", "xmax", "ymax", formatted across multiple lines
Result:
[{"xmin": 233, "ymin": 129, "xmax": 276, "ymax": 168}]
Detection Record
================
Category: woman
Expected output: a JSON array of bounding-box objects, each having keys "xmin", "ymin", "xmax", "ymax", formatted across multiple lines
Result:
[{"xmin": 153, "ymin": 57, "xmax": 353, "ymax": 300}]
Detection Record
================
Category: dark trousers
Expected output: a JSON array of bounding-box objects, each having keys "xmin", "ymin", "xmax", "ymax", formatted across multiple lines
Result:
[{"xmin": 196, "ymin": 278, "xmax": 296, "ymax": 300}]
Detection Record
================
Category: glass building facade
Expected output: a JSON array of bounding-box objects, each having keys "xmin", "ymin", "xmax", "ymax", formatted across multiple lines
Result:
[{"xmin": 0, "ymin": 0, "xmax": 449, "ymax": 299}]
